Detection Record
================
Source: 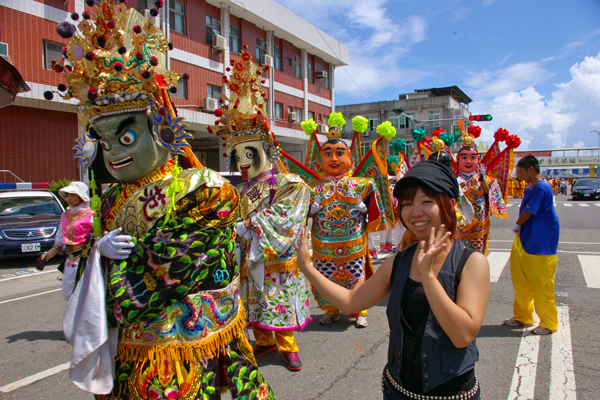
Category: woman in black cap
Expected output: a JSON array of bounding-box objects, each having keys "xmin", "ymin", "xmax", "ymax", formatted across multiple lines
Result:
[{"xmin": 298, "ymin": 161, "xmax": 490, "ymax": 400}]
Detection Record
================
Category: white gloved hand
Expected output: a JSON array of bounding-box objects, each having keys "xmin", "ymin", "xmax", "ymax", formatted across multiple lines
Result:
[
  {"xmin": 356, "ymin": 198, "xmax": 368, "ymax": 213},
  {"xmin": 511, "ymin": 223, "xmax": 521, "ymax": 235},
  {"xmin": 236, "ymin": 221, "xmax": 253, "ymax": 240},
  {"xmin": 478, "ymin": 164, "xmax": 487, "ymax": 178},
  {"xmin": 97, "ymin": 228, "xmax": 134, "ymax": 259},
  {"xmin": 310, "ymin": 196, "xmax": 323, "ymax": 214}
]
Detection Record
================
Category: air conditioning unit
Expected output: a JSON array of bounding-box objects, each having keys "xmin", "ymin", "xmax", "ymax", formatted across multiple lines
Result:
[
  {"xmin": 0, "ymin": 42, "xmax": 8, "ymax": 58},
  {"xmin": 361, "ymin": 131, "xmax": 370, "ymax": 138},
  {"xmin": 288, "ymin": 112, "xmax": 297, "ymax": 122},
  {"xmin": 317, "ymin": 124, "xmax": 328, "ymax": 134},
  {"xmin": 316, "ymin": 70, "xmax": 328, "ymax": 79},
  {"xmin": 261, "ymin": 54, "xmax": 273, "ymax": 67},
  {"xmin": 203, "ymin": 97, "xmax": 218, "ymax": 112},
  {"xmin": 212, "ymin": 35, "xmax": 226, "ymax": 52}
]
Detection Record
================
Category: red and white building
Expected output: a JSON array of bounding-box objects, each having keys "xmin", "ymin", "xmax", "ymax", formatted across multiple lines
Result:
[{"xmin": 0, "ymin": 0, "xmax": 348, "ymax": 182}]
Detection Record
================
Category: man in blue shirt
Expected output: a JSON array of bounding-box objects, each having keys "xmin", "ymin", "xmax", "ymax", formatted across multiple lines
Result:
[{"xmin": 503, "ymin": 155, "xmax": 560, "ymax": 335}]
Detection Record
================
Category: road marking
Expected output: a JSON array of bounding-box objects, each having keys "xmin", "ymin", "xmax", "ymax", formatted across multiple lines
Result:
[
  {"xmin": 506, "ymin": 204, "xmax": 514, "ymax": 207},
  {"xmin": 577, "ymin": 255, "xmax": 600, "ymax": 288},
  {"xmin": 0, "ymin": 288, "xmax": 61, "ymax": 305},
  {"xmin": 579, "ymin": 203, "xmax": 590, "ymax": 207},
  {"xmin": 563, "ymin": 203, "xmax": 573, "ymax": 207},
  {"xmin": 489, "ymin": 248, "xmax": 600, "ymax": 255},
  {"xmin": 550, "ymin": 305, "xmax": 576, "ymax": 400},
  {"xmin": 595, "ymin": 203, "xmax": 600, "ymax": 207},
  {"xmin": 0, "ymin": 361, "xmax": 70, "ymax": 393},
  {"xmin": 490, "ymin": 240, "xmax": 600, "ymax": 245},
  {"xmin": 508, "ymin": 328, "xmax": 541, "ymax": 400},
  {"xmin": 487, "ymin": 251, "xmax": 511, "ymax": 282},
  {"xmin": 0, "ymin": 269, "xmax": 58, "ymax": 282}
]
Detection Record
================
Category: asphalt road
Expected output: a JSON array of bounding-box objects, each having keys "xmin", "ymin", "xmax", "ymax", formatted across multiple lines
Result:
[{"xmin": 0, "ymin": 194, "xmax": 599, "ymax": 400}]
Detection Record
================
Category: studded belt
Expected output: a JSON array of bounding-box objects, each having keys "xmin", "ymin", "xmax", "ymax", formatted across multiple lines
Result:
[{"xmin": 382, "ymin": 366, "xmax": 479, "ymax": 400}]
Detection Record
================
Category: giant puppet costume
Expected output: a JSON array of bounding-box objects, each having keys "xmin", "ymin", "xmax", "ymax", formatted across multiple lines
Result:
[
  {"xmin": 46, "ymin": 2, "xmax": 274, "ymax": 398},
  {"xmin": 455, "ymin": 125, "xmax": 509, "ymax": 254},
  {"xmin": 209, "ymin": 46, "xmax": 312, "ymax": 372},
  {"xmin": 302, "ymin": 115, "xmax": 390, "ymax": 328}
]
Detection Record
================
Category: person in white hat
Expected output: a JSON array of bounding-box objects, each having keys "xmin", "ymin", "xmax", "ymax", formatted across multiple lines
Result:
[{"xmin": 41, "ymin": 181, "xmax": 94, "ymax": 301}]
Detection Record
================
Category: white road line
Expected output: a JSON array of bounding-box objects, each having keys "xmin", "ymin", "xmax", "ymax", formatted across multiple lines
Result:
[
  {"xmin": 506, "ymin": 203, "xmax": 514, "ymax": 207},
  {"xmin": 0, "ymin": 362, "xmax": 70, "ymax": 393},
  {"xmin": 0, "ymin": 288, "xmax": 62, "ymax": 305},
  {"xmin": 577, "ymin": 255, "xmax": 600, "ymax": 288},
  {"xmin": 507, "ymin": 330, "xmax": 541, "ymax": 400},
  {"xmin": 550, "ymin": 305, "xmax": 577, "ymax": 400},
  {"xmin": 595, "ymin": 203, "xmax": 600, "ymax": 207},
  {"xmin": 579, "ymin": 203, "xmax": 590, "ymax": 207},
  {"xmin": 563, "ymin": 203, "xmax": 573, "ymax": 207},
  {"xmin": 0, "ymin": 269, "xmax": 58, "ymax": 282},
  {"xmin": 490, "ymin": 240, "xmax": 600, "ymax": 245},
  {"xmin": 487, "ymin": 251, "xmax": 511, "ymax": 282}
]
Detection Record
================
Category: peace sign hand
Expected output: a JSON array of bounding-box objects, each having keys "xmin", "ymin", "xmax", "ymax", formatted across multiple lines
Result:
[{"xmin": 416, "ymin": 224, "xmax": 452, "ymax": 279}]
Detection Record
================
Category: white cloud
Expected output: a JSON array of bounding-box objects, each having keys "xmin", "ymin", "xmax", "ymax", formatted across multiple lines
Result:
[
  {"xmin": 465, "ymin": 62, "xmax": 554, "ymax": 98},
  {"xmin": 467, "ymin": 53, "xmax": 600, "ymax": 150}
]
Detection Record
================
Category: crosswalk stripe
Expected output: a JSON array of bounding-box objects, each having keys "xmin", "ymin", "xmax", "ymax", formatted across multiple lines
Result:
[
  {"xmin": 550, "ymin": 305, "xmax": 577, "ymax": 399},
  {"xmin": 564, "ymin": 204, "xmax": 573, "ymax": 207},
  {"xmin": 508, "ymin": 329, "xmax": 540, "ymax": 400},
  {"xmin": 506, "ymin": 203, "xmax": 514, "ymax": 207},
  {"xmin": 487, "ymin": 252, "xmax": 511, "ymax": 282},
  {"xmin": 579, "ymin": 204, "xmax": 590, "ymax": 207},
  {"xmin": 595, "ymin": 203, "xmax": 600, "ymax": 207},
  {"xmin": 577, "ymin": 255, "xmax": 600, "ymax": 288}
]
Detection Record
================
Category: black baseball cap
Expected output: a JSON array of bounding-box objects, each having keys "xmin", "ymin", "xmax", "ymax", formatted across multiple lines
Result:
[{"xmin": 393, "ymin": 160, "xmax": 459, "ymax": 200}]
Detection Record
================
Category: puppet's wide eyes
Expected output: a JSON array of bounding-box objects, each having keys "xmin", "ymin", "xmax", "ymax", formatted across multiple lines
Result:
[
  {"xmin": 119, "ymin": 130, "xmax": 137, "ymax": 146},
  {"xmin": 236, "ymin": 153, "xmax": 242, "ymax": 162},
  {"xmin": 246, "ymin": 151, "xmax": 254, "ymax": 159}
]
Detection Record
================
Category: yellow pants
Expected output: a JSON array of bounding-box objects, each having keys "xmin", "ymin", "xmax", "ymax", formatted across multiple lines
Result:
[
  {"xmin": 252, "ymin": 325, "xmax": 298, "ymax": 354},
  {"xmin": 325, "ymin": 309, "xmax": 368, "ymax": 318},
  {"xmin": 510, "ymin": 236, "xmax": 558, "ymax": 331}
]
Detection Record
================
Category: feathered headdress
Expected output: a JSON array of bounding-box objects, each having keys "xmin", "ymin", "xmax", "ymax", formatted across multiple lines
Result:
[{"xmin": 44, "ymin": 0, "xmax": 192, "ymax": 171}]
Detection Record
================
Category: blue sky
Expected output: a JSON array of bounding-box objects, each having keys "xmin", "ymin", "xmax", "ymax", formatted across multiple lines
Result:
[{"xmin": 275, "ymin": 0, "xmax": 600, "ymax": 151}]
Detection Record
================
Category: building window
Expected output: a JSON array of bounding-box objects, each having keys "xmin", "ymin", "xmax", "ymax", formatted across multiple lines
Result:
[
  {"xmin": 170, "ymin": 1, "xmax": 186, "ymax": 34},
  {"xmin": 389, "ymin": 114, "xmax": 408, "ymax": 130},
  {"xmin": 429, "ymin": 110, "xmax": 440, "ymax": 127},
  {"xmin": 307, "ymin": 61, "xmax": 314, "ymax": 84},
  {"xmin": 207, "ymin": 84, "xmax": 221, "ymax": 99},
  {"xmin": 275, "ymin": 102, "xmax": 283, "ymax": 119},
  {"xmin": 206, "ymin": 16, "xmax": 220, "ymax": 45},
  {"xmin": 324, "ymin": 70, "xmax": 330, "ymax": 89},
  {"xmin": 287, "ymin": 106, "xmax": 293, "ymax": 118},
  {"xmin": 230, "ymin": 26, "xmax": 240, "ymax": 54},
  {"xmin": 172, "ymin": 78, "xmax": 187, "ymax": 99},
  {"xmin": 256, "ymin": 38, "xmax": 266, "ymax": 62},
  {"xmin": 404, "ymin": 112, "xmax": 416, "ymax": 129},
  {"xmin": 361, "ymin": 143, "xmax": 370, "ymax": 156},
  {"xmin": 274, "ymin": 46, "xmax": 282, "ymax": 70},
  {"xmin": 137, "ymin": 0, "xmax": 149, "ymax": 12},
  {"xmin": 366, "ymin": 115, "xmax": 379, "ymax": 131},
  {"xmin": 317, "ymin": 114, "xmax": 322, "ymax": 122},
  {"xmin": 308, "ymin": 111, "xmax": 315, "ymax": 121},
  {"xmin": 295, "ymin": 107, "xmax": 303, "ymax": 120},
  {"xmin": 43, "ymin": 41, "xmax": 63, "ymax": 70},
  {"xmin": 293, "ymin": 55, "xmax": 301, "ymax": 78}
]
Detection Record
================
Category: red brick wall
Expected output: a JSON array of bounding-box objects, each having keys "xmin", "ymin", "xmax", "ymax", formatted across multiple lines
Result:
[
  {"xmin": 273, "ymin": 91, "xmax": 304, "ymax": 131},
  {"xmin": 308, "ymin": 55, "xmax": 331, "ymax": 99},
  {"xmin": 308, "ymin": 101, "xmax": 331, "ymax": 123},
  {"xmin": 169, "ymin": 59, "xmax": 222, "ymax": 107},
  {"xmin": 0, "ymin": 106, "xmax": 79, "ymax": 182},
  {"xmin": 276, "ymin": 38, "xmax": 303, "ymax": 90}
]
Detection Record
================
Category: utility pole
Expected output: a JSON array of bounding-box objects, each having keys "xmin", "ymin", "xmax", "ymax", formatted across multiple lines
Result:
[{"xmin": 592, "ymin": 130, "xmax": 600, "ymax": 178}]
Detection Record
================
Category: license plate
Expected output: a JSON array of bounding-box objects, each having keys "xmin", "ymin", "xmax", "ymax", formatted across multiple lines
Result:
[
  {"xmin": 585, "ymin": 193, "xmax": 590, "ymax": 197},
  {"xmin": 21, "ymin": 243, "xmax": 41, "ymax": 252}
]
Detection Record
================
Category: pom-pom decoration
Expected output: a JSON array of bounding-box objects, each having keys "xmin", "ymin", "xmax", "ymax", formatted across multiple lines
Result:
[
  {"xmin": 117, "ymin": 46, "xmax": 127, "ymax": 55},
  {"xmin": 301, "ymin": 118, "xmax": 318, "ymax": 136},
  {"xmin": 71, "ymin": 12, "xmax": 80, "ymax": 21},
  {"xmin": 149, "ymin": 56, "xmax": 159, "ymax": 66},
  {"xmin": 56, "ymin": 22, "xmax": 76, "ymax": 39},
  {"xmin": 57, "ymin": 83, "xmax": 67, "ymax": 92},
  {"xmin": 467, "ymin": 124, "xmax": 481, "ymax": 138},
  {"xmin": 135, "ymin": 52, "xmax": 144, "ymax": 61},
  {"xmin": 149, "ymin": 8, "xmax": 159, "ymax": 17},
  {"xmin": 412, "ymin": 128, "xmax": 427, "ymax": 142},
  {"xmin": 352, "ymin": 116, "xmax": 368, "ymax": 133},
  {"xmin": 168, "ymin": 43, "xmax": 174, "ymax": 50},
  {"xmin": 377, "ymin": 121, "xmax": 397, "ymax": 140},
  {"xmin": 85, "ymin": 0, "xmax": 95, "ymax": 6},
  {"xmin": 391, "ymin": 138, "xmax": 406, "ymax": 153},
  {"xmin": 328, "ymin": 112, "xmax": 346, "ymax": 128},
  {"xmin": 53, "ymin": 63, "xmax": 64, "ymax": 73},
  {"xmin": 438, "ymin": 131, "xmax": 455, "ymax": 147},
  {"xmin": 494, "ymin": 127, "xmax": 509, "ymax": 142},
  {"xmin": 133, "ymin": 25, "xmax": 142, "ymax": 34},
  {"xmin": 422, "ymin": 136, "xmax": 431, "ymax": 147},
  {"xmin": 181, "ymin": 73, "xmax": 189, "ymax": 80},
  {"xmin": 141, "ymin": 70, "xmax": 151, "ymax": 79},
  {"xmin": 155, "ymin": 0, "xmax": 164, "ymax": 8},
  {"xmin": 43, "ymin": 91, "xmax": 54, "ymax": 100},
  {"xmin": 113, "ymin": 62, "xmax": 124, "ymax": 72},
  {"xmin": 82, "ymin": 11, "xmax": 91, "ymax": 20},
  {"xmin": 84, "ymin": 51, "xmax": 95, "ymax": 61},
  {"xmin": 169, "ymin": 87, "xmax": 177, "ymax": 94},
  {"xmin": 505, "ymin": 134, "xmax": 521, "ymax": 149},
  {"xmin": 106, "ymin": 20, "xmax": 116, "ymax": 29},
  {"xmin": 387, "ymin": 155, "xmax": 399, "ymax": 172}
]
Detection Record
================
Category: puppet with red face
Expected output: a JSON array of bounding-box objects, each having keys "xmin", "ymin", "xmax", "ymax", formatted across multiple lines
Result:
[
  {"xmin": 456, "ymin": 126, "xmax": 507, "ymax": 254},
  {"xmin": 308, "ymin": 114, "xmax": 386, "ymax": 329}
]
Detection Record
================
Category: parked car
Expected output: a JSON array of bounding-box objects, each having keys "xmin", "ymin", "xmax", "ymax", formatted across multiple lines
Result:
[
  {"xmin": 571, "ymin": 178, "xmax": 600, "ymax": 200},
  {"xmin": 0, "ymin": 191, "xmax": 65, "ymax": 260}
]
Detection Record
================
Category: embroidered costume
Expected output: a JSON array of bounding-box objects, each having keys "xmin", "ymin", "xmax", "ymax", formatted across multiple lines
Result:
[
  {"xmin": 210, "ymin": 47, "xmax": 311, "ymax": 371},
  {"xmin": 50, "ymin": 2, "xmax": 274, "ymax": 398}
]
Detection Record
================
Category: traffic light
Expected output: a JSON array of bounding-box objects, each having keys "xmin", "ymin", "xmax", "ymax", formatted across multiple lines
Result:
[{"xmin": 469, "ymin": 114, "xmax": 493, "ymax": 121}]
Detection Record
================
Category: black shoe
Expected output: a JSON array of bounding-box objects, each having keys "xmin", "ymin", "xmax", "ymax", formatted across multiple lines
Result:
[
  {"xmin": 284, "ymin": 352, "xmax": 302, "ymax": 371},
  {"xmin": 253, "ymin": 344, "xmax": 276, "ymax": 358}
]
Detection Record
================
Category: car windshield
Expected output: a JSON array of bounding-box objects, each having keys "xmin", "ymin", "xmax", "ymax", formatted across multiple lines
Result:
[
  {"xmin": 573, "ymin": 179, "xmax": 600, "ymax": 187},
  {"xmin": 0, "ymin": 197, "xmax": 63, "ymax": 216}
]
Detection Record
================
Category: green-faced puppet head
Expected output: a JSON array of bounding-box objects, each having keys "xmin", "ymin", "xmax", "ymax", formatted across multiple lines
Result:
[{"xmin": 91, "ymin": 112, "xmax": 171, "ymax": 182}]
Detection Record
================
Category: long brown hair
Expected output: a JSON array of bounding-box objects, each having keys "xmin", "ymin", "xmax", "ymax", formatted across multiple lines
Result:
[{"xmin": 396, "ymin": 184, "xmax": 458, "ymax": 237}]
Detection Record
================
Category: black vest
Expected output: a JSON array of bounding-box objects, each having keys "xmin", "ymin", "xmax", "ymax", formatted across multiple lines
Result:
[{"xmin": 386, "ymin": 240, "xmax": 479, "ymax": 392}]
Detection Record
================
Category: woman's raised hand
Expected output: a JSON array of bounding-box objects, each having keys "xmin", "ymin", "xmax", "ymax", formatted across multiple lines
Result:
[
  {"xmin": 297, "ymin": 227, "xmax": 311, "ymax": 272},
  {"xmin": 416, "ymin": 224, "xmax": 452, "ymax": 278}
]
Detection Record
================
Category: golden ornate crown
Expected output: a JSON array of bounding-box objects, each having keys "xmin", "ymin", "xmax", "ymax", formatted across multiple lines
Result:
[
  {"xmin": 462, "ymin": 125, "xmax": 481, "ymax": 148},
  {"xmin": 45, "ymin": 0, "xmax": 192, "ymax": 170},
  {"xmin": 210, "ymin": 46, "xmax": 278, "ymax": 164}
]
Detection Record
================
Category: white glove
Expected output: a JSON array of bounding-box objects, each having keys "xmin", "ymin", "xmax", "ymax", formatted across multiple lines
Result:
[
  {"xmin": 356, "ymin": 198, "xmax": 368, "ymax": 213},
  {"xmin": 236, "ymin": 221, "xmax": 253, "ymax": 240},
  {"xmin": 478, "ymin": 164, "xmax": 487, "ymax": 178},
  {"xmin": 310, "ymin": 196, "xmax": 323, "ymax": 214},
  {"xmin": 511, "ymin": 223, "xmax": 521, "ymax": 235},
  {"xmin": 97, "ymin": 228, "xmax": 134, "ymax": 259}
]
